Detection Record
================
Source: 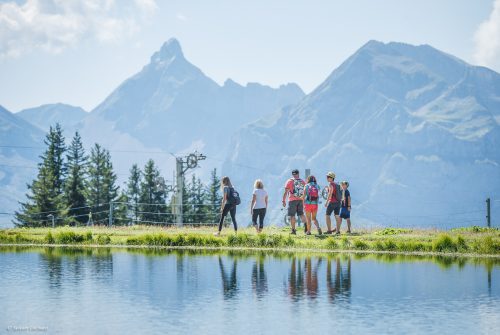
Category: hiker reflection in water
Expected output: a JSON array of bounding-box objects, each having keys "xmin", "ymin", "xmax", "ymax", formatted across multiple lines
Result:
[
  {"xmin": 218, "ymin": 256, "xmax": 238, "ymax": 300},
  {"xmin": 251, "ymin": 256, "xmax": 268, "ymax": 299},
  {"xmin": 287, "ymin": 256, "xmax": 321, "ymax": 300},
  {"xmin": 326, "ymin": 257, "xmax": 351, "ymax": 303},
  {"xmin": 305, "ymin": 257, "xmax": 321, "ymax": 299}
]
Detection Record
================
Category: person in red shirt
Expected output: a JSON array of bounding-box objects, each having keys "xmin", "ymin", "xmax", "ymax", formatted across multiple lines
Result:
[{"xmin": 282, "ymin": 169, "xmax": 307, "ymax": 235}]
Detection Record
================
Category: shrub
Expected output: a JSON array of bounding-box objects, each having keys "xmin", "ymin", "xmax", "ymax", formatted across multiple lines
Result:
[
  {"xmin": 473, "ymin": 236, "xmax": 500, "ymax": 254},
  {"xmin": 0, "ymin": 232, "xmax": 13, "ymax": 243},
  {"xmin": 353, "ymin": 239, "xmax": 368, "ymax": 250},
  {"xmin": 202, "ymin": 235, "xmax": 223, "ymax": 247},
  {"xmin": 340, "ymin": 237, "xmax": 351, "ymax": 248},
  {"xmin": 384, "ymin": 239, "xmax": 397, "ymax": 251},
  {"xmin": 55, "ymin": 231, "xmax": 85, "ymax": 244},
  {"xmin": 96, "ymin": 235, "xmax": 111, "ymax": 245},
  {"xmin": 284, "ymin": 235, "xmax": 295, "ymax": 247},
  {"xmin": 186, "ymin": 234, "xmax": 203, "ymax": 246},
  {"xmin": 227, "ymin": 233, "xmax": 254, "ymax": 247},
  {"xmin": 374, "ymin": 240, "xmax": 385, "ymax": 251},
  {"xmin": 256, "ymin": 233, "xmax": 288, "ymax": 248},
  {"xmin": 145, "ymin": 234, "xmax": 172, "ymax": 246},
  {"xmin": 326, "ymin": 237, "xmax": 338, "ymax": 249},
  {"xmin": 84, "ymin": 231, "xmax": 93, "ymax": 242},
  {"xmin": 171, "ymin": 234, "xmax": 186, "ymax": 246},
  {"xmin": 45, "ymin": 231, "xmax": 55, "ymax": 244},
  {"xmin": 456, "ymin": 235, "xmax": 468, "ymax": 252},
  {"xmin": 433, "ymin": 234, "xmax": 457, "ymax": 252}
]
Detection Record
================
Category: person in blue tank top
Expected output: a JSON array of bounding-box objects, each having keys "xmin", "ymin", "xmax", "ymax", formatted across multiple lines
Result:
[{"xmin": 302, "ymin": 175, "xmax": 322, "ymax": 236}]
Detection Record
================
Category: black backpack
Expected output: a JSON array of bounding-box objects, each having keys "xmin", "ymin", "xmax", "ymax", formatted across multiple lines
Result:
[{"xmin": 227, "ymin": 187, "xmax": 241, "ymax": 205}]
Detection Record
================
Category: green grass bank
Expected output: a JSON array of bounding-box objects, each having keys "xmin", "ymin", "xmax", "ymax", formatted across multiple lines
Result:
[{"xmin": 1, "ymin": 226, "xmax": 499, "ymax": 257}]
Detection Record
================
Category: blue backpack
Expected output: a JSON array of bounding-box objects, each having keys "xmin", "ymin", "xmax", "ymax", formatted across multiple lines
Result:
[{"xmin": 227, "ymin": 187, "xmax": 241, "ymax": 205}]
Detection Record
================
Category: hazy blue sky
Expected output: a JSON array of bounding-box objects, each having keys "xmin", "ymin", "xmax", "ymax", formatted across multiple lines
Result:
[{"xmin": 0, "ymin": 0, "xmax": 499, "ymax": 112}]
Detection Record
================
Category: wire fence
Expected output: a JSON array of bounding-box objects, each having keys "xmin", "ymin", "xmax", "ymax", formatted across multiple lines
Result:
[
  {"xmin": 1, "ymin": 198, "xmax": 498, "ymax": 228},
  {"xmin": 4, "ymin": 201, "xmax": 223, "ymax": 227}
]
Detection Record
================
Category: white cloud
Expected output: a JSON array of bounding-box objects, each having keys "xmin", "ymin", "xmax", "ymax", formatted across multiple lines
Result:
[
  {"xmin": 0, "ymin": 0, "xmax": 158, "ymax": 58},
  {"xmin": 176, "ymin": 12, "xmax": 187, "ymax": 21},
  {"xmin": 473, "ymin": 0, "xmax": 500, "ymax": 70}
]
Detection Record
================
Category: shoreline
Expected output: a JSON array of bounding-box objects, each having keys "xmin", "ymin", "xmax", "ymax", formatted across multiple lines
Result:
[
  {"xmin": 1, "ymin": 242, "xmax": 500, "ymax": 259},
  {"xmin": 1, "ymin": 225, "xmax": 499, "ymax": 258}
]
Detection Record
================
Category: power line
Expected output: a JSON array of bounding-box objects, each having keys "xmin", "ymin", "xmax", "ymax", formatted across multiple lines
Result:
[{"xmin": 0, "ymin": 144, "xmax": 268, "ymax": 173}]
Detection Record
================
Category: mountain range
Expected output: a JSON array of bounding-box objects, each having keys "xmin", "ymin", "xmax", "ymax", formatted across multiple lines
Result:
[
  {"xmin": 0, "ymin": 39, "xmax": 305, "ymax": 226},
  {"xmin": 1, "ymin": 39, "xmax": 499, "ymax": 228},
  {"xmin": 223, "ymin": 40, "xmax": 500, "ymax": 227}
]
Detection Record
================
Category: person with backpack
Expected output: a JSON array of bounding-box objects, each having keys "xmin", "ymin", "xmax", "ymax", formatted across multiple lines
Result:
[
  {"xmin": 324, "ymin": 172, "xmax": 342, "ymax": 235},
  {"xmin": 215, "ymin": 176, "xmax": 240, "ymax": 236},
  {"xmin": 250, "ymin": 179, "xmax": 268, "ymax": 233},
  {"xmin": 302, "ymin": 175, "xmax": 322, "ymax": 235},
  {"xmin": 339, "ymin": 181, "xmax": 352, "ymax": 233},
  {"xmin": 282, "ymin": 169, "xmax": 307, "ymax": 235}
]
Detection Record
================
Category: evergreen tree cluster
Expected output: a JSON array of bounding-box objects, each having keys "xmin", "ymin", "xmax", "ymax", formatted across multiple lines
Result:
[{"xmin": 15, "ymin": 124, "xmax": 222, "ymax": 227}]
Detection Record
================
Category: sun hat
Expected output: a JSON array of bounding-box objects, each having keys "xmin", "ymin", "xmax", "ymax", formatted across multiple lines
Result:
[{"xmin": 326, "ymin": 172, "xmax": 336, "ymax": 179}]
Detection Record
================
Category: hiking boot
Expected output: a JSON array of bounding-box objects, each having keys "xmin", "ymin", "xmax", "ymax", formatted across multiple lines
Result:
[
  {"xmin": 318, "ymin": 228, "xmax": 322, "ymax": 235},
  {"xmin": 306, "ymin": 231, "xmax": 312, "ymax": 236},
  {"xmin": 291, "ymin": 229, "xmax": 297, "ymax": 235}
]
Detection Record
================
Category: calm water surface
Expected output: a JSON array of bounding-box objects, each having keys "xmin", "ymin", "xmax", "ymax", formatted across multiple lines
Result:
[{"xmin": 0, "ymin": 246, "xmax": 499, "ymax": 334}]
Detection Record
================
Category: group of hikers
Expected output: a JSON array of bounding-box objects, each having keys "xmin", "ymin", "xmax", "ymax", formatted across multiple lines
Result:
[{"xmin": 215, "ymin": 169, "xmax": 352, "ymax": 236}]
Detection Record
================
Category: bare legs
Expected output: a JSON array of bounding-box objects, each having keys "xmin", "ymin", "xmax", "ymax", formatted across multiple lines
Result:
[
  {"xmin": 305, "ymin": 211, "xmax": 321, "ymax": 234},
  {"xmin": 335, "ymin": 215, "xmax": 342, "ymax": 234},
  {"xmin": 325, "ymin": 215, "xmax": 333, "ymax": 233}
]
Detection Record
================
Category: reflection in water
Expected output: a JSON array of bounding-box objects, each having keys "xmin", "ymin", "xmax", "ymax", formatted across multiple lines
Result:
[
  {"xmin": 1, "ymin": 246, "xmax": 497, "ymax": 305},
  {"xmin": 287, "ymin": 257, "xmax": 323, "ymax": 301},
  {"xmin": 305, "ymin": 257, "xmax": 321, "ymax": 299},
  {"xmin": 252, "ymin": 256, "xmax": 268, "ymax": 299},
  {"xmin": 287, "ymin": 257, "xmax": 304, "ymax": 301},
  {"xmin": 39, "ymin": 248, "xmax": 113, "ymax": 288},
  {"xmin": 0, "ymin": 246, "xmax": 499, "ymax": 335},
  {"xmin": 285, "ymin": 256, "xmax": 351, "ymax": 302},
  {"xmin": 218, "ymin": 256, "xmax": 239, "ymax": 300},
  {"xmin": 327, "ymin": 257, "xmax": 351, "ymax": 303}
]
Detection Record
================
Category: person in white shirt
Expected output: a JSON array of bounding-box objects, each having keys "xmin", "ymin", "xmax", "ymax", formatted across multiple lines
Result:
[{"xmin": 250, "ymin": 179, "xmax": 268, "ymax": 233}]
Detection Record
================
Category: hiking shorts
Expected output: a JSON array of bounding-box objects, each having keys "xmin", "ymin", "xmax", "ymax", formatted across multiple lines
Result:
[
  {"xmin": 326, "ymin": 202, "xmax": 340, "ymax": 216},
  {"xmin": 340, "ymin": 207, "xmax": 350, "ymax": 219},
  {"xmin": 288, "ymin": 200, "xmax": 304, "ymax": 217},
  {"xmin": 304, "ymin": 204, "xmax": 318, "ymax": 213}
]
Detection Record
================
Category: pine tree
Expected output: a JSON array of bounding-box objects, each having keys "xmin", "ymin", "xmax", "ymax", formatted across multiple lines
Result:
[
  {"xmin": 86, "ymin": 144, "xmax": 115, "ymax": 224},
  {"xmin": 207, "ymin": 168, "xmax": 222, "ymax": 223},
  {"xmin": 185, "ymin": 174, "xmax": 208, "ymax": 223},
  {"xmin": 126, "ymin": 164, "xmax": 142, "ymax": 224},
  {"xmin": 64, "ymin": 131, "xmax": 88, "ymax": 225},
  {"xmin": 15, "ymin": 125, "xmax": 68, "ymax": 227},
  {"xmin": 102, "ymin": 149, "xmax": 119, "ymax": 225},
  {"xmin": 45, "ymin": 123, "xmax": 67, "ymax": 195},
  {"xmin": 113, "ymin": 192, "xmax": 130, "ymax": 226},
  {"xmin": 139, "ymin": 159, "xmax": 167, "ymax": 224}
]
